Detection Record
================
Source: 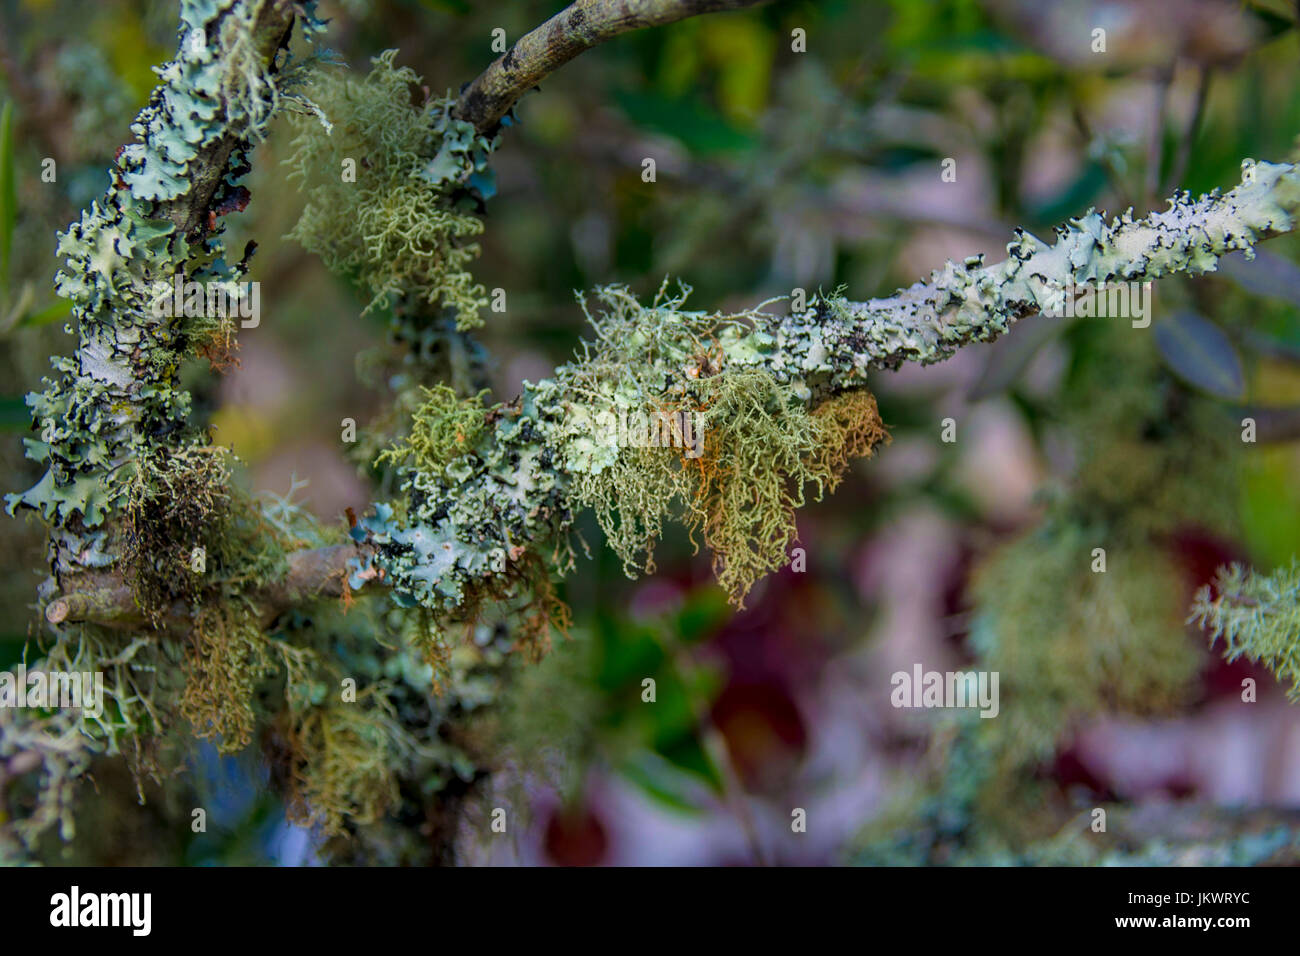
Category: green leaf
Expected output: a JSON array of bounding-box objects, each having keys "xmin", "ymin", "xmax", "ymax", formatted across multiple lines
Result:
[
  {"xmin": 613, "ymin": 89, "xmax": 757, "ymax": 156},
  {"xmin": 1154, "ymin": 310, "xmax": 1245, "ymax": 400},
  {"xmin": 0, "ymin": 100, "xmax": 15, "ymax": 292},
  {"xmin": 1029, "ymin": 162, "xmax": 1109, "ymax": 227},
  {"xmin": 1217, "ymin": 249, "xmax": 1300, "ymax": 309},
  {"xmin": 654, "ymin": 732, "xmax": 723, "ymax": 793},
  {"xmin": 672, "ymin": 588, "xmax": 731, "ymax": 643},
  {"xmin": 17, "ymin": 299, "xmax": 72, "ymax": 329},
  {"xmin": 617, "ymin": 752, "xmax": 710, "ymax": 814},
  {"xmin": 416, "ymin": 0, "xmax": 471, "ymax": 13},
  {"xmin": 0, "ymin": 395, "xmax": 30, "ymax": 431}
]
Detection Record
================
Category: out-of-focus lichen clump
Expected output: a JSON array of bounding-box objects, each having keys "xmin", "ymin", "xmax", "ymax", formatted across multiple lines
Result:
[
  {"xmin": 1062, "ymin": 320, "xmax": 1240, "ymax": 538},
  {"xmin": 968, "ymin": 522, "xmax": 1199, "ymax": 769},
  {"xmin": 284, "ymin": 50, "xmax": 499, "ymax": 329},
  {"xmin": 855, "ymin": 718, "xmax": 1300, "ymax": 866},
  {"xmin": 279, "ymin": 694, "xmax": 406, "ymax": 835}
]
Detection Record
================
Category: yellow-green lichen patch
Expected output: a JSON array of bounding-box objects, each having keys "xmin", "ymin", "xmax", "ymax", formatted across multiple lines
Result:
[{"xmin": 284, "ymin": 51, "xmax": 500, "ymax": 329}]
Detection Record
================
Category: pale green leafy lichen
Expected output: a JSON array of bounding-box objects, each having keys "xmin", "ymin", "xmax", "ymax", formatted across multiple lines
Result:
[{"xmin": 7, "ymin": 0, "xmax": 324, "ymax": 537}]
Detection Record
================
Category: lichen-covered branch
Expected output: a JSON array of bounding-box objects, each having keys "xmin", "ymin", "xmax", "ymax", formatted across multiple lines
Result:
[
  {"xmin": 0, "ymin": 0, "xmax": 340, "ymax": 853},
  {"xmin": 345, "ymin": 159, "xmax": 1300, "ymax": 622},
  {"xmin": 43, "ymin": 541, "xmax": 373, "ymax": 629},
  {"xmin": 34, "ymin": 150, "xmax": 1300, "ymax": 633},
  {"xmin": 829, "ymin": 158, "xmax": 1300, "ymax": 372},
  {"xmin": 453, "ymin": 0, "xmax": 770, "ymax": 132},
  {"xmin": 4, "ymin": 0, "xmax": 321, "ymax": 590},
  {"xmin": 37, "ymin": 155, "xmax": 1300, "ymax": 628}
]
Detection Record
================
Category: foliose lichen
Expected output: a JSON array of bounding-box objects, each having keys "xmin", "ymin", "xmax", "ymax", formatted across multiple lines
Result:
[{"xmin": 7, "ymin": 0, "xmax": 325, "ymax": 552}]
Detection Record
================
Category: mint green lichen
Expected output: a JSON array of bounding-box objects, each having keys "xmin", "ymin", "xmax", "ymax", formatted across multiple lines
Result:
[
  {"xmin": 6, "ymin": 0, "xmax": 323, "ymax": 543},
  {"xmin": 351, "ymin": 386, "xmax": 573, "ymax": 613}
]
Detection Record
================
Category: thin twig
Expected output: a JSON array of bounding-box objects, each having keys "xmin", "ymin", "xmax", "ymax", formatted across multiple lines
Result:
[
  {"xmin": 453, "ymin": 0, "xmax": 770, "ymax": 132},
  {"xmin": 1144, "ymin": 62, "xmax": 1176, "ymax": 208},
  {"xmin": 1164, "ymin": 64, "xmax": 1212, "ymax": 195}
]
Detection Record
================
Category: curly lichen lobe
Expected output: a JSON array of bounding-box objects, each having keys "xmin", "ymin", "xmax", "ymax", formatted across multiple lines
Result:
[
  {"xmin": 349, "ymin": 384, "xmax": 573, "ymax": 655},
  {"xmin": 284, "ymin": 50, "xmax": 500, "ymax": 329}
]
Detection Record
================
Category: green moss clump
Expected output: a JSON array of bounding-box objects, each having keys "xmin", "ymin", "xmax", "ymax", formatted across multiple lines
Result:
[{"xmin": 284, "ymin": 50, "xmax": 499, "ymax": 329}]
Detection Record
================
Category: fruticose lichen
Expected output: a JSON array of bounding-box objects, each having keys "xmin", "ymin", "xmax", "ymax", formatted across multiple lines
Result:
[
  {"xmin": 349, "ymin": 280, "xmax": 890, "ymax": 614},
  {"xmin": 539, "ymin": 283, "xmax": 889, "ymax": 605},
  {"xmin": 1190, "ymin": 559, "xmax": 1300, "ymax": 699},
  {"xmin": 283, "ymin": 50, "xmax": 501, "ymax": 329}
]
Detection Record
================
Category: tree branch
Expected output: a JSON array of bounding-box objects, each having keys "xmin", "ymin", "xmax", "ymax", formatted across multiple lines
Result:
[
  {"xmin": 46, "ymin": 158, "xmax": 1300, "ymax": 628},
  {"xmin": 162, "ymin": 0, "xmax": 298, "ymax": 240},
  {"xmin": 44, "ymin": 542, "xmax": 376, "ymax": 630},
  {"xmin": 453, "ymin": 0, "xmax": 770, "ymax": 132}
]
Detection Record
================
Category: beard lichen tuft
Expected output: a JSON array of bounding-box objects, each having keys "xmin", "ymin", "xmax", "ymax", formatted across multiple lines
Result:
[
  {"xmin": 284, "ymin": 50, "xmax": 499, "ymax": 329},
  {"xmin": 123, "ymin": 444, "xmax": 234, "ymax": 625},
  {"xmin": 181, "ymin": 599, "xmax": 276, "ymax": 753},
  {"xmin": 121, "ymin": 443, "xmax": 316, "ymax": 753},
  {"xmin": 686, "ymin": 371, "xmax": 887, "ymax": 606},
  {"xmin": 548, "ymin": 284, "xmax": 890, "ymax": 607},
  {"xmin": 277, "ymin": 692, "xmax": 408, "ymax": 837}
]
